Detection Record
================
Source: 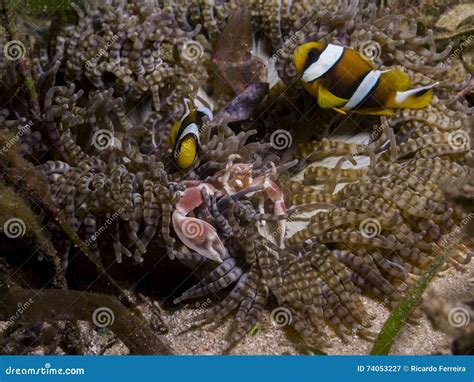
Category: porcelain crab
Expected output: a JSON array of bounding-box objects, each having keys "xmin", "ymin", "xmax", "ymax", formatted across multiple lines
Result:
[{"xmin": 172, "ymin": 159, "xmax": 287, "ymax": 262}]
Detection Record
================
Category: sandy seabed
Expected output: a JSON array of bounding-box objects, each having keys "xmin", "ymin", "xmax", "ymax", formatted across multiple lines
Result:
[{"xmin": 162, "ymin": 263, "xmax": 473, "ymax": 355}]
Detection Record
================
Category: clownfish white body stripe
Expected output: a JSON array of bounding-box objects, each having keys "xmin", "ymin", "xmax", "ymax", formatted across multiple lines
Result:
[
  {"xmin": 342, "ymin": 69, "xmax": 387, "ymax": 111},
  {"xmin": 302, "ymin": 44, "xmax": 345, "ymax": 82},
  {"xmin": 293, "ymin": 42, "xmax": 437, "ymax": 116}
]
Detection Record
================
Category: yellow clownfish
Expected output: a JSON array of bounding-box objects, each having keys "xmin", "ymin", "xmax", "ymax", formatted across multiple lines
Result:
[
  {"xmin": 170, "ymin": 98, "xmax": 213, "ymax": 169},
  {"xmin": 293, "ymin": 42, "xmax": 438, "ymax": 116}
]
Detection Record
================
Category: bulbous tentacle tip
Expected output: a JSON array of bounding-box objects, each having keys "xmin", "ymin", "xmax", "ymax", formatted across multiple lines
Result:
[{"xmin": 172, "ymin": 210, "xmax": 225, "ymax": 263}]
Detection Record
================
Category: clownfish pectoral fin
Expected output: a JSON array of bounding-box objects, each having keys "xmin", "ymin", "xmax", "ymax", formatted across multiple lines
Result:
[
  {"xmin": 318, "ymin": 86, "xmax": 348, "ymax": 109},
  {"xmin": 389, "ymin": 83, "xmax": 438, "ymax": 110},
  {"xmin": 381, "ymin": 69, "xmax": 411, "ymax": 91}
]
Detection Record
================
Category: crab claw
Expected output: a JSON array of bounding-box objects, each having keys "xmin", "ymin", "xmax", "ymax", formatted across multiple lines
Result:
[
  {"xmin": 172, "ymin": 210, "xmax": 225, "ymax": 263},
  {"xmin": 264, "ymin": 178, "xmax": 287, "ymax": 249}
]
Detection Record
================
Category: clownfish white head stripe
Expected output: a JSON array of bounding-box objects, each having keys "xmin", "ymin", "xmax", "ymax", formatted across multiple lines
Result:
[
  {"xmin": 342, "ymin": 70, "xmax": 384, "ymax": 111},
  {"xmin": 301, "ymin": 44, "xmax": 345, "ymax": 83},
  {"xmin": 181, "ymin": 98, "xmax": 192, "ymax": 122}
]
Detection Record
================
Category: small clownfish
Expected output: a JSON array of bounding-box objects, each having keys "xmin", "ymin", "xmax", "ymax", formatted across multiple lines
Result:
[
  {"xmin": 170, "ymin": 98, "xmax": 213, "ymax": 169},
  {"xmin": 293, "ymin": 42, "xmax": 438, "ymax": 116}
]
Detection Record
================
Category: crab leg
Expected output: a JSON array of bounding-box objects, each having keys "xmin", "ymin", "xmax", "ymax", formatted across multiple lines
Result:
[{"xmin": 255, "ymin": 176, "xmax": 287, "ymax": 248}]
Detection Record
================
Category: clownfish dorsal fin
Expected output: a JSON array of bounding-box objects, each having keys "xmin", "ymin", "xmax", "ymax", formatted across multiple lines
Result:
[
  {"xmin": 381, "ymin": 69, "xmax": 411, "ymax": 91},
  {"xmin": 360, "ymin": 55, "xmax": 377, "ymax": 69},
  {"xmin": 344, "ymin": 47, "xmax": 377, "ymax": 70},
  {"xmin": 318, "ymin": 86, "xmax": 348, "ymax": 109}
]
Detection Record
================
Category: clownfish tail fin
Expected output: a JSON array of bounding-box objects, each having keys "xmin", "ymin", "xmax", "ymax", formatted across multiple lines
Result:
[{"xmin": 389, "ymin": 83, "xmax": 438, "ymax": 110}]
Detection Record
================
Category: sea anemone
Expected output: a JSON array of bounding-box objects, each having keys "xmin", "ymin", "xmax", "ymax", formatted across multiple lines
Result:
[{"xmin": 0, "ymin": 0, "xmax": 472, "ymax": 354}]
